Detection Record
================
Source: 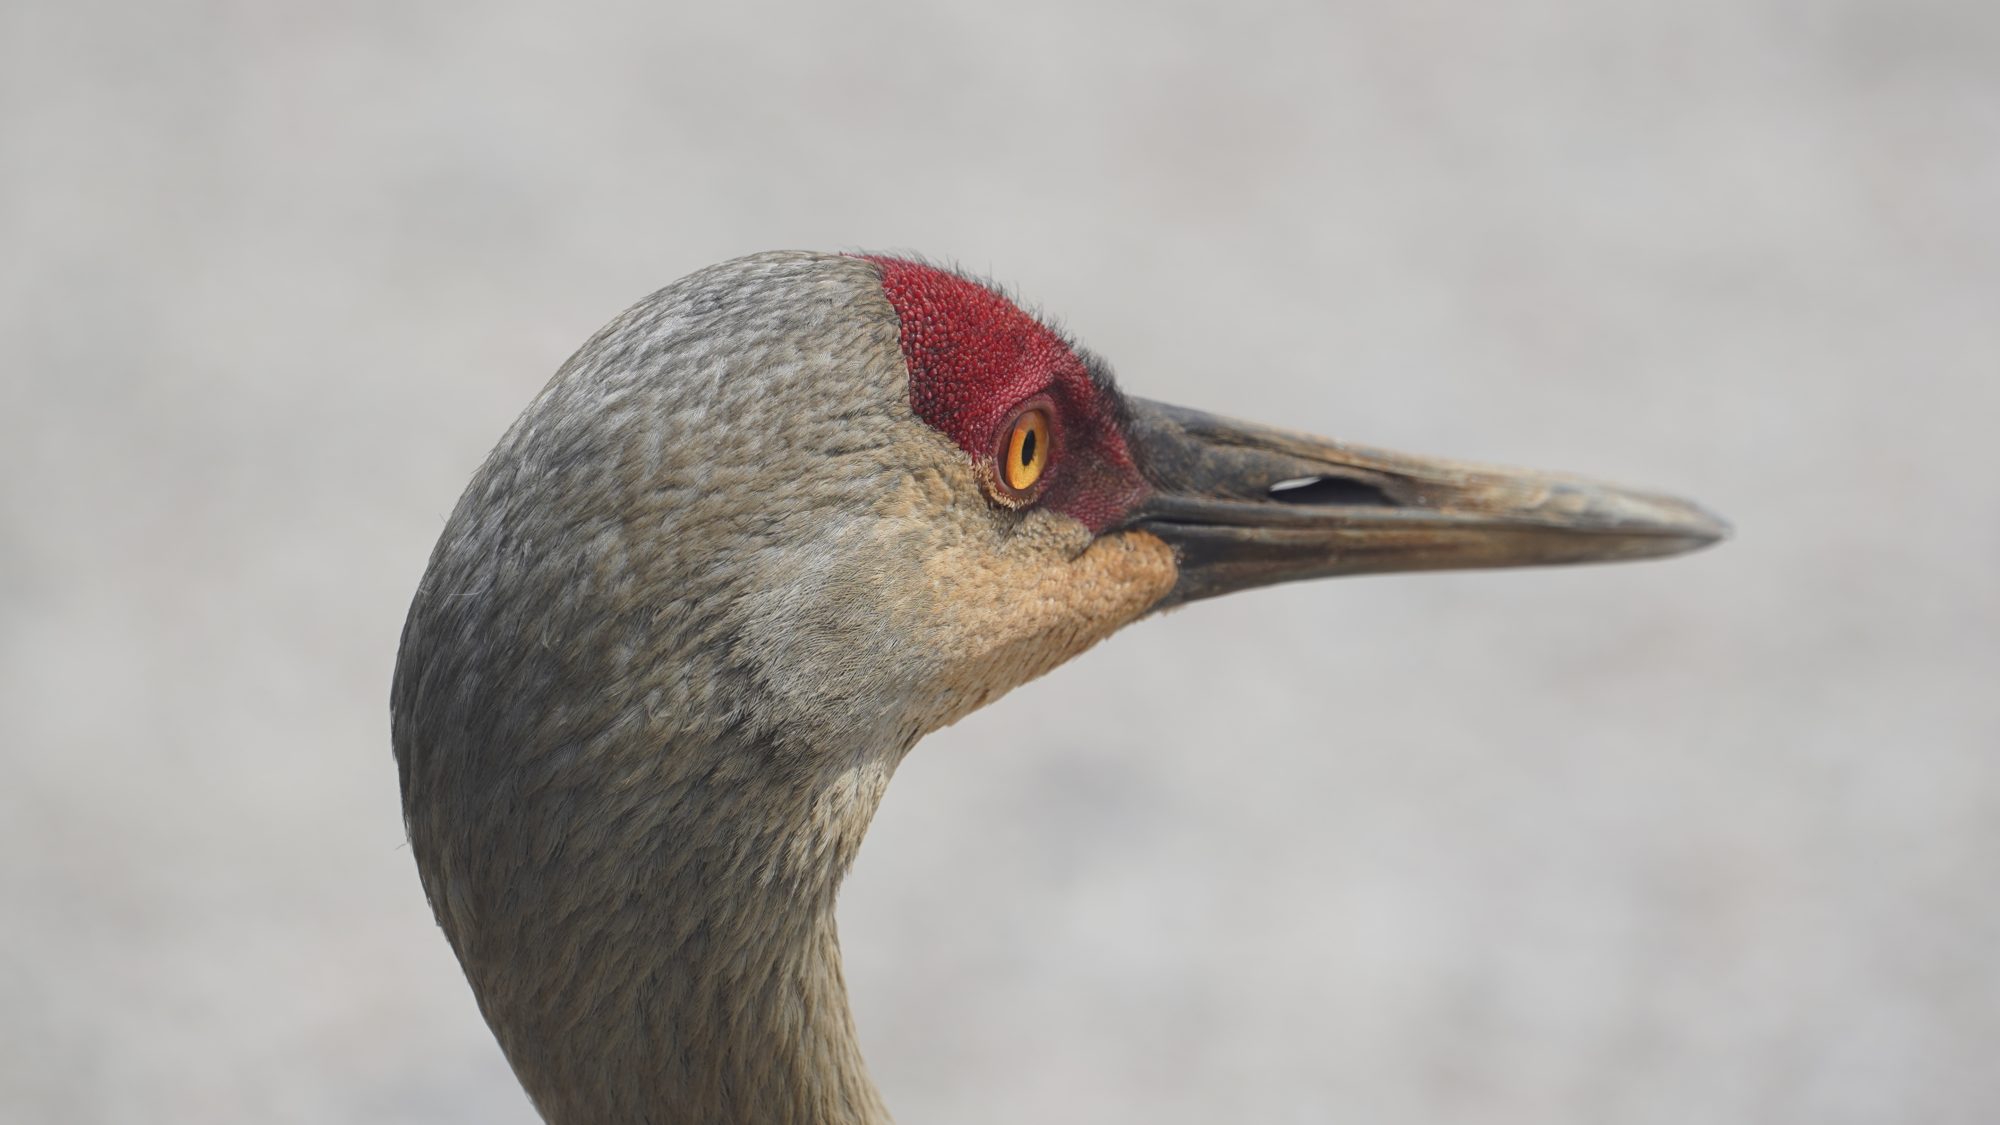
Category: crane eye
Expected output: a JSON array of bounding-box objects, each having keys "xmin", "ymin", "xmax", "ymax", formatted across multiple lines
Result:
[{"xmin": 999, "ymin": 406, "xmax": 1051, "ymax": 497}]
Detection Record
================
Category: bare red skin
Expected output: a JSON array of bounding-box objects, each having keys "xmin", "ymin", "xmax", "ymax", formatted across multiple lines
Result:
[{"xmin": 863, "ymin": 256, "xmax": 1148, "ymax": 533}]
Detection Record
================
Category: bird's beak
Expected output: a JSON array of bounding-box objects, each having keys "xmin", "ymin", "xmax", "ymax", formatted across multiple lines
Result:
[{"xmin": 1119, "ymin": 398, "xmax": 1729, "ymax": 610}]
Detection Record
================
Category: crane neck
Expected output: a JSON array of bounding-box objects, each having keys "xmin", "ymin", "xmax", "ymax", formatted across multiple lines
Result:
[{"xmin": 422, "ymin": 725, "xmax": 901, "ymax": 1125}]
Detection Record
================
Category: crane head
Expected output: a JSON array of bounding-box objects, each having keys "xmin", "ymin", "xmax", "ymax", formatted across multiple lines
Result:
[
  {"xmin": 391, "ymin": 249, "xmax": 1727, "ymax": 1120},
  {"xmin": 396, "ymin": 248, "xmax": 1725, "ymax": 872}
]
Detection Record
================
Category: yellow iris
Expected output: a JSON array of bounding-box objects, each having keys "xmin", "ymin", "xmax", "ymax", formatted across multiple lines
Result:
[{"xmin": 1003, "ymin": 408, "xmax": 1050, "ymax": 493}]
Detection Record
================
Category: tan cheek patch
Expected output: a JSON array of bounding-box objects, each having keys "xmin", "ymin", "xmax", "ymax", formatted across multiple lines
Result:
[{"xmin": 911, "ymin": 528, "xmax": 1178, "ymax": 731}]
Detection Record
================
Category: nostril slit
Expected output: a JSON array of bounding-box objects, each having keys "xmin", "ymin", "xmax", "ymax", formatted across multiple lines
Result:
[{"xmin": 1268, "ymin": 475, "xmax": 1400, "ymax": 507}]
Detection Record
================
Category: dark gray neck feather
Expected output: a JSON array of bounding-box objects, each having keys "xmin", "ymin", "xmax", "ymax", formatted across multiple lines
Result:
[
  {"xmin": 396, "ymin": 604, "xmax": 902, "ymax": 1124},
  {"xmin": 443, "ymin": 724, "xmax": 894, "ymax": 1124}
]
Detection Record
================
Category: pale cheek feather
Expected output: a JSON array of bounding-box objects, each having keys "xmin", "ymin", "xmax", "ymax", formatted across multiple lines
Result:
[{"xmin": 908, "ymin": 525, "xmax": 1177, "ymax": 731}]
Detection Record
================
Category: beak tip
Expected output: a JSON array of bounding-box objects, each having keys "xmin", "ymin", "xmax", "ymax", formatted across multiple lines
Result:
[
  {"xmin": 1582, "ymin": 488, "xmax": 1731, "ymax": 555},
  {"xmin": 1667, "ymin": 499, "xmax": 1733, "ymax": 553},
  {"xmin": 1698, "ymin": 508, "xmax": 1734, "ymax": 544},
  {"xmin": 1656, "ymin": 497, "xmax": 1731, "ymax": 548}
]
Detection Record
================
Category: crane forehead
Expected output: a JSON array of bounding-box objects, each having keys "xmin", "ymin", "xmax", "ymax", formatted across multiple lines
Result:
[
  {"xmin": 862, "ymin": 256, "xmax": 1109, "ymax": 453},
  {"xmin": 860, "ymin": 256, "xmax": 1146, "ymax": 532}
]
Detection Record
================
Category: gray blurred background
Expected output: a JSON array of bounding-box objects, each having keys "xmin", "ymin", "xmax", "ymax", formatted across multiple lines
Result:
[{"xmin": 4, "ymin": 1, "xmax": 1996, "ymax": 1122}]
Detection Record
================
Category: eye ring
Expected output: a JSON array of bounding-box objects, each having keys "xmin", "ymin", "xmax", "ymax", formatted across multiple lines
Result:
[{"xmin": 993, "ymin": 400, "xmax": 1054, "ymax": 504}]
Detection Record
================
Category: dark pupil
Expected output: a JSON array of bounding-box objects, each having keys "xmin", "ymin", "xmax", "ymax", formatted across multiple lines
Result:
[{"xmin": 1019, "ymin": 427, "xmax": 1037, "ymax": 467}]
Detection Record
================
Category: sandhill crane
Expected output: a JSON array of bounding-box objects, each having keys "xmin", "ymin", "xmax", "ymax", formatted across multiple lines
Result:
[{"xmin": 391, "ymin": 251, "xmax": 1725, "ymax": 1124}]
